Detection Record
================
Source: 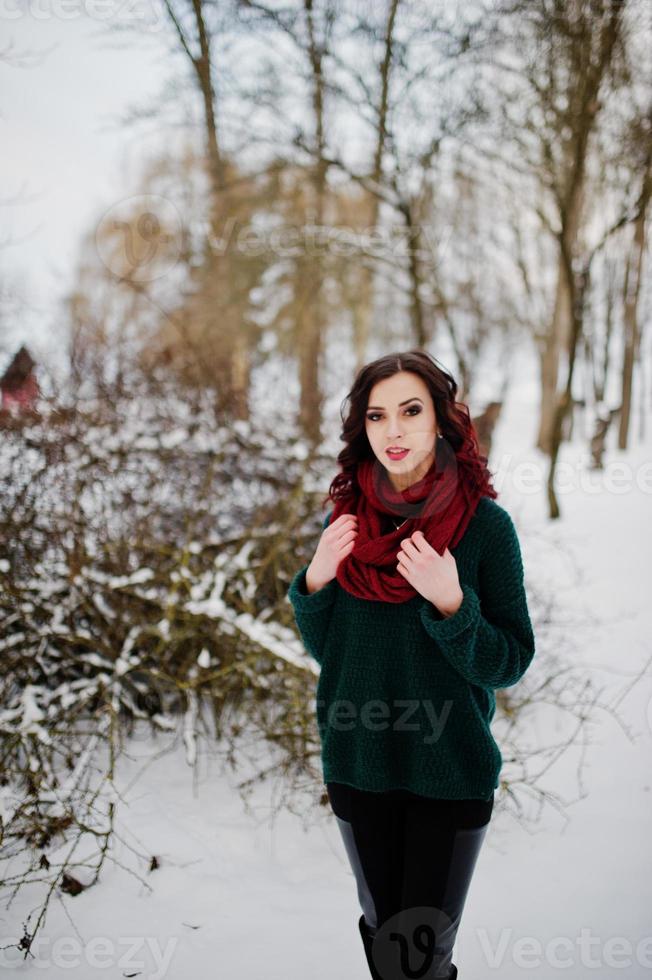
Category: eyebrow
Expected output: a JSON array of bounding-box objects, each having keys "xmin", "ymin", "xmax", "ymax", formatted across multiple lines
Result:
[{"xmin": 366, "ymin": 397, "xmax": 423, "ymax": 410}]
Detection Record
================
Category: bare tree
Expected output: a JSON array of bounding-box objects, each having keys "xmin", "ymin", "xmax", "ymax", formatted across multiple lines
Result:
[
  {"xmin": 479, "ymin": 0, "xmax": 631, "ymax": 457},
  {"xmin": 102, "ymin": 0, "xmax": 259, "ymax": 418},
  {"xmin": 618, "ymin": 105, "xmax": 652, "ymax": 449},
  {"xmin": 237, "ymin": 0, "xmax": 339, "ymax": 445}
]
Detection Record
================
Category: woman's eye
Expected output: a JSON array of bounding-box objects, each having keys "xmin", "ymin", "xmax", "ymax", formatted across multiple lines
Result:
[{"xmin": 366, "ymin": 407, "xmax": 421, "ymax": 422}]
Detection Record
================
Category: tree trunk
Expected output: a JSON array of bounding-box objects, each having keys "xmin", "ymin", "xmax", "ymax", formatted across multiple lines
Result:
[
  {"xmin": 402, "ymin": 202, "xmax": 426, "ymax": 346},
  {"xmin": 190, "ymin": 0, "xmax": 251, "ymax": 419},
  {"xmin": 546, "ymin": 242, "xmax": 588, "ymax": 519},
  {"xmin": 618, "ymin": 155, "xmax": 650, "ymax": 449},
  {"xmin": 536, "ymin": 258, "xmax": 572, "ymax": 454},
  {"xmin": 352, "ymin": 0, "xmax": 401, "ymax": 373},
  {"xmin": 297, "ymin": 0, "xmax": 329, "ymax": 447}
]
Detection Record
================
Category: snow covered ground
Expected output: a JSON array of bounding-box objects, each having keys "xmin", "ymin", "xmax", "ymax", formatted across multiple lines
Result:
[{"xmin": 3, "ymin": 348, "xmax": 652, "ymax": 978}]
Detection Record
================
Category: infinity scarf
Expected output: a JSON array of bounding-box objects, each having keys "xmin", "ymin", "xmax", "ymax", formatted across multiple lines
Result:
[{"xmin": 330, "ymin": 436, "xmax": 491, "ymax": 603}]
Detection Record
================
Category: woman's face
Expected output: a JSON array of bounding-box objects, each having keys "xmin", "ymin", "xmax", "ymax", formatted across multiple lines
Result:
[{"xmin": 364, "ymin": 370, "xmax": 438, "ymax": 491}]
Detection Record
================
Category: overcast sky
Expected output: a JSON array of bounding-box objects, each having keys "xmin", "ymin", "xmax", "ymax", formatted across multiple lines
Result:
[{"xmin": 1, "ymin": 16, "xmax": 174, "ymax": 375}]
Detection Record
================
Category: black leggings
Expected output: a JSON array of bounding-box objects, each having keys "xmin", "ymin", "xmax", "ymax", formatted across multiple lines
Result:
[{"xmin": 326, "ymin": 781, "xmax": 493, "ymax": 980}]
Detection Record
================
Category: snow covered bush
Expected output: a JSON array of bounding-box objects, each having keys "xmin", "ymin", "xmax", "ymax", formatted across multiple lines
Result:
[{"xmin": 0, "ymin": 386, "xmax": 329, "ymax": 957}]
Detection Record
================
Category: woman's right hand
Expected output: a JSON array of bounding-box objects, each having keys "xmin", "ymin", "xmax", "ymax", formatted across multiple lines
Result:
[{"xmin": 305, "ymin": 514, "xmax": 358, "ymax": 593}]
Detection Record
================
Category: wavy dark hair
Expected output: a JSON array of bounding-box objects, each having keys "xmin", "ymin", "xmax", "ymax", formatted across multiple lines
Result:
[{"xmin": 322, "ymin": 348, "xmax": 498, "ymax": 508}]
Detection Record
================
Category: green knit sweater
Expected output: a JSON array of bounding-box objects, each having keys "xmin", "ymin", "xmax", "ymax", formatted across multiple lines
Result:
[{"xmin": 287, "ymin": 497, "xmax": 536, "ymax": 801}]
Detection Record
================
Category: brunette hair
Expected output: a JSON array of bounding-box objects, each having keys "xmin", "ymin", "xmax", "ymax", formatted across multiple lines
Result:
[{"xmin": 322, "ymin": 348, "xmax": 498, "ymax": 508}]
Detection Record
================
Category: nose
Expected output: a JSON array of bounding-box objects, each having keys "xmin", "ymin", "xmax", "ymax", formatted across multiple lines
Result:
[{"xmin": 387, "ymin": 423, "xmax": 405, "ymax": 441}]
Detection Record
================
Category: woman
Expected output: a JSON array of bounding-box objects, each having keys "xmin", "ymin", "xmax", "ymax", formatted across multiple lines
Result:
[{"xmin": 287, "ymin": 349, "xmax": 536, "ymax": 980}]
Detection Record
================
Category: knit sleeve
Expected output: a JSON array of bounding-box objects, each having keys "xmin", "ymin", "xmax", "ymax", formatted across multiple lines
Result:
[
  {"xmin": 418, "ymin": 506, "xmax": 536, "ymax": 691},
  {"xmin": 286, "ymin": 510, "xmax": 336, "ymax": 667}
]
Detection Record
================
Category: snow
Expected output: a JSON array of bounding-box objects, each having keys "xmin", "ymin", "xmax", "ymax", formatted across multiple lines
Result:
[
  {"xmin": 2, "ymin": 348, "xmax": 652, "ymax": 979},
  {"xmin": 17, "ymin": 685, "xmax": 51, "ymax": 746},
  {"xmin": 107, "ymin": 569, "xmax": 156, "ymax": 589}
]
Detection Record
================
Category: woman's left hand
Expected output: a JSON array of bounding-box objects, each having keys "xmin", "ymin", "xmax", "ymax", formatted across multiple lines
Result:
[{"xmin": 396, "ymin": 530, "xmax": 464, "ymax": 617}]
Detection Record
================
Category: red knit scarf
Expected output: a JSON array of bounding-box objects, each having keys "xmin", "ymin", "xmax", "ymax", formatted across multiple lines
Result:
[{"xmin": 330, "ymin": 437, "xmax": 490, "ymax": 603}]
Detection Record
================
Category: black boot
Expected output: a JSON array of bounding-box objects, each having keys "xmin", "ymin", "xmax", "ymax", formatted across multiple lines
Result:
[
  {"xmin": 357, "ymin": 914, "xmax": 458, "ymax": 979},
  {"xmin": 358, "ymin": 914, "xmax": 383, "ymax": 980}
]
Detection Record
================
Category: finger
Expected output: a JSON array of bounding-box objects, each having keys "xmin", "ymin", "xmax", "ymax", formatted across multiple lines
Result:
[
  {"xmin": 332, "ymin": 517, "xmax": 358, "ymax": 537},
  {"xmin": 399, "ymin": 537, "xmax": 420, "ymax": 557},
  {"xmin": 410, "ymin": 530, "xmax": 433, "ymax": 553},
  {"xmin": 333, "ymin": 513, "xmax": 358, "ymax": 526},
  {"xmin": 335, "ymin": 529, "xmax": 358, "ymax": 549}
]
